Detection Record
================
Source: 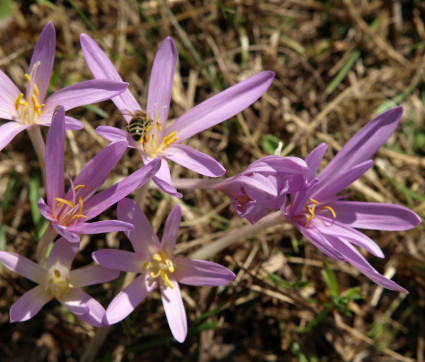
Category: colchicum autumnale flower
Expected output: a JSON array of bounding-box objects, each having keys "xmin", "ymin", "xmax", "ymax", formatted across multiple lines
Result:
[
  {"xmin": 0, "ymin": 237, "xmax": 119, "ymax": 326},
  {"xmin": 80, "ymin": 34, "xmax": 274, "ymax": 197},
  {"xmin": 92, "ymin": 198, "xmax": 236, "ymax": 342},
  {"xmin": 0, "ymin": 22, "xmax": 129, "ymax": 151},
  {"xmin": 281, "ymin": 106, "xmax": 421, "ymax": 292},
  {"xmin": 37, "ymin": 106, "xmax": 161, "ymax": 247}
]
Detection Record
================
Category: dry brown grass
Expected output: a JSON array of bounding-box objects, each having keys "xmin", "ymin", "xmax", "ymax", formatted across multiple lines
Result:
[{"xmin": 0, "ymin": 0, "xmax": 424, "ymax": 361}]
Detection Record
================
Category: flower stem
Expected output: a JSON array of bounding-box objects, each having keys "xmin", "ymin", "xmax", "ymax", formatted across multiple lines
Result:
[
  {"xmin": 169, "ymin": 178, "xmax": 222, "ymax": 189},
  {"xmin": 27, "ymin": 126, "xmax": 46, "ymax": 186},
  {"xmin": 189, "ymin": 211, "xmax": 284, "ymax": 260},
  {"xmin": 36, "ymin": 223, "xmax": 57, "ymax": 263}
]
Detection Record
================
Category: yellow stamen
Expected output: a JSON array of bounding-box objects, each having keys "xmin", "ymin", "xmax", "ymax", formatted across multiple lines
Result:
[
  {"xmin": 33, "ymin": 83, "xmax": 40, "ymax": 97},
  {"xmin": 160, "ymin": 270, "xmax": 174, "ymax": 289},
  {"xmin": 55, "ymin": 197, "xmax": 75, "ymax": 208},
  {"xmin": 163, "ymin": 132, "xmax": 177, "ymax": 144},
  {"xmin": 156, "ymin": 113, "xmax": 162, "ymax": 131},
  {"xmin": 74, "ymin": 184, "xmax": 92, "ymax": 191},
  {"xmin": 309, "ymin": 198, "xmax": 321, "ymax": 205},
  {"xmin": 24, "ymin": 73, "xmax": 31, "ymax": 82},
  {"xmin": 14, "ymin": 93, "xmax": 24, "ymax": 111},
  {"xmin": 320, "ymin": 205, "xmax": 336, "ymax": 219},
  {"xmin": 72, "ymin": 197, "xmax": 87, "ymax": 219},
  {"xmin": 143, "ymin": 261, "xmax": 151, "ymax": 270}
]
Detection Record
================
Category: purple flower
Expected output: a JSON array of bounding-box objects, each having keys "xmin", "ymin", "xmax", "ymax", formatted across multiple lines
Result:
[
  {"xmin": 0, "ymin": 237, "xmax": 119, "ymax": 326},
  {"xmin": 215, "ymin": 156, "xmax": 309, "ymax": 223},
  {"xmin": 38, "ymin": 106, "xmax": 161, "ymax": 244},
  {"xmin": 283, "ymin": 107, "xmax": 421, "ymax": 292},
  {"xmin": 0, "ymin": 22, "xmax": 129, "ymax": 151},
  {"xmin": 80, "ymin": 34, "xmax": 274, "ymax": 197},
  {"xmin": 92, "ymin": 198, "xmax": 235, "ymax": 342}
]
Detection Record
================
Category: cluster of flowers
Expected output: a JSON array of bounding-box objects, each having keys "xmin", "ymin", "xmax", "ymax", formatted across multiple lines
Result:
[{"xmin": 0, "ymin": 22, "xmax": 421, "ymax": 343}]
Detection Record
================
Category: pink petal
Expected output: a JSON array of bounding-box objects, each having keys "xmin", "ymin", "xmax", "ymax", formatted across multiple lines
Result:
[
  {"xmin": 52, "ymin": 223, "xmax": 80, "ymax": 244},
  {"xmin": 325, "ymin": 234, "xmax": 407, "ymax": 293},
  {"xmin": 91, "ymin": 249, "xmax": 146, "ymax": 273},
  {"xmin": 104, "ymin": 274, "xmax": 156, "ymax": 325},
  {"xmin": 96, "ymin": 125, "xmax": 131, "ymax": 144},
  {"xmin": 147, "ymin": 37, "xmax": 176, "ymax": 133},
  {"xmin": 161, "ymin": 280, "xmax": 187, "ymax": 343},
  {"xmin": 70, "ymin": 220, "xmax": 133, "ymax": 234},
  {"xmin": 165, "ymin": 143, "xmax": 226, "ymax": 177},
  {"xmin": 70, "ymin": 265, "xmax": 120, "ymax": 287},
  {"xmin": 173, "ymin": 257, "xmax": 235, "ymax": 286},
  {"xmin": 0, "ymin": 251, "xmax": 45, "ymax": 283},
  {"xmin": 10, "ymin": 286, "xmax": 52, "ymax": 322},
  {"xmin": 80, "ymin": 33, "xmax": 141, "ymax": 116},
  {"xmin": 117, "ymin": 198, "xmax": 161, "ymax": 255},
  {"xmin": 152, "ymin": 158, "xmax": 183, "ymax": 198},
  {"xmin": 43, "ymin": 79, "xmax": 129, "ymax": 113},
  {"xmin": 45, "ymin": 106, "xmax": 65, "ymax": 207},
  {"xmin": 313, "ymin": 160, "xmax": 373, "ymax": 202},
  {"xmin": 0, "ymin": 69, "xmax": 20, "ymax": 117},
  {"xmin": 160, "ymin": 204, "xmax": 182, "ymax": 254},
  {"xmin": 167, "ymin": 71, "xmax": 274, "ymax": 142},
  {"xmin": 28, "ymin": 22, "xmax": 55, "ymax": 101},
  {"xmin": 330, "ymin": 201, "xmax": 422, "ymax": 231},
  {"xmin": 60, "ymin": 288, "xmax": 105, "ymax": 327},
  {"xmin": 305, "ymin": 143, "xmax": 328, "ymax": 180},
  {"xmin": 316, "ymin": 106, "xmax": 403, "ymax": 194},
  {"xmin": 0, "ymin": 122, "xmax": 30, "ymax": 151},
  {"xmin": 46, "ymin": 237, "xmax": 79, "ymax": 270}
]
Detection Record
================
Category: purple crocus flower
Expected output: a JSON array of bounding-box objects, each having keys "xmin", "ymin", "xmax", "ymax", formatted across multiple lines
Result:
[
  {"xmin": 0, "ymin": 22, "xmax": 129, "ymax": 151},
  {"xmin": 283, "ymin": 106, "xmax": 421, "ymax": 292},
  {"xmin": 92, "ymin": 198, "xmax": 235, "ymax": 342},
  {"xmin": 0, "ymin": 237, "xmax": 119, "ymax": 326},
  {"xmin": 215, "ymin": 156, "xmax": 309, "ymax": 223},
  {"xmin": 37, "ymin": 106, "xmax": 161, "ymax": 246},
  {"xmin": 80, "ymin": 34, "xmax": 274, "ymax": 197}
]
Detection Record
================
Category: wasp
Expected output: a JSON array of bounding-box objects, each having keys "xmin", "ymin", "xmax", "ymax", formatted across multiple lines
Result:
[{"xmin": 125, "ymin": 110, "xmax": 152, "ymax": 143}]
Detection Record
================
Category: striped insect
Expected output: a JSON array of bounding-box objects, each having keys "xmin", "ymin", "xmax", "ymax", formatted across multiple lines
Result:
[{"xmin": 125, "ymin": 110, "xmax": 152, "ymax": 143}]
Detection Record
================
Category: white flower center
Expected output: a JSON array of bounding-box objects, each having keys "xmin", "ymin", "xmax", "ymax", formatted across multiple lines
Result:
[{"xmin": 143, "ymin": 249, "xmax": 175, "ymax": 289}]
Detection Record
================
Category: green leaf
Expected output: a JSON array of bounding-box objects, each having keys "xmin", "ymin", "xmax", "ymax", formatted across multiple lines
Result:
[
  {"xmin": 2, "ymin": 173, "xmax": 18, "ymax": 214},
  {"xmin": 326, "ymin": 49, "xmax": 361, "ymax": 95},
  {"xmin": 0, "ymin": 0, "xmax": 13, "ymax": 19},
  {"xmin": 29, "ymin": 175, "xmax": 49, "ymax": 238},
  {"xmin": 321, "ymin": 262, "xmax": 338, "ymax": 298},
  {"xmin": 262, "ymin": 134, "xmax": 283, "ymax": 155}
]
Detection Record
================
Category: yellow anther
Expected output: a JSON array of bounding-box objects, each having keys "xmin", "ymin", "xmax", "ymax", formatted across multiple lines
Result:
[
  {"xmin": 55, "ymin": 197, "xmax": 75, "ymax": 208},
  {"xmin": 24, "ymin": 73, "xmax": 31, "ymax": 82},
  {"xmin": 152, "ymin": 253, "xmax": 162, "ymax": 262},
  {"xmin": 71, "ymin": 197, "xmax": 88, "ymax": 219},
  {"xmin": 14, "ymin": 93, "xmax": 24, "ymax": 111},
  {"xmin": 320, "ymin": 205, "xmax": 336, "ymax": 219},
  {"xmin": 143, "ymin": 261, "xmax": 151, "ymax": 270},
  {"xmin": 163, "ymin": 132, "xmax": 177, "ymax": 144},
  {"xmin": 160, "ymin": 270, "xmax": 174, "ymax": 289},
  {"xmin": 309, "ymin": 198, "xmax": 321, "ymax": 205},
  {"xmin": 74, "ymin": 184, "xmax": 92, "ymax": 191},
  {"xmin": 33, "ymin": 83, "xmax": 40, "ymax": 97},
  {"xmin": 156, "ymin": 113, "xmax": 162, "ymax": 131}
]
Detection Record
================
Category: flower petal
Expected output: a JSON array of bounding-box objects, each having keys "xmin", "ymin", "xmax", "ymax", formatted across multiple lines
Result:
[
  {"xmin": 160, "ymin": 204, "xmax": 182, "ymax": 254},
  {"xmin": 80, "ymin": 33, "xmax": 141, "ymax": 116},
  {"xmin": 173, "ymin": 257, "xmax": 235, "ymax": 286},
  {"xmin": 52, "ymin": 223, "xmax": 80, "ymax": 244},
  {"xmin": 43, "ymin": 79, "xmax": 129, "ymax": 114},
  {"xmin": 0, "ymin": 122, "xmax": 30, "ymax": 151},
  {"xmin": 316, "ymin": 106, "xmax": 403, "ymax": 194},
  {"xmin": 325, "ymin": 234, "xmax": 407, "ymax": 293},
  {"xmin": 314, "ymin": 217, "xmax": 384, "ymax": 258},
  {"xmin": 147, "ymin": 37, "xmax": 176, "ymax": 132},
  {"xmin": 0, "ymin": 251, "xmax": 45, "ymax": 283},
  {"xmin": 330, "ymin": 201, "xmax": 421, "ymax": 230},
  {"xmin": 45, "ymin": 106, "xmax": 65, "ymax": 207},
  {"xmin": 297, "ymin": 223, "xmax": 346, "ymax": 261},
  {"xmin": 96, "ymin": 125, "xmax": 131, "ymax": 144},
  {"xmin": 167, "ymin": 71, "xmax": 275, "ymax": 142},
  {"xmin": 152, "ymin": 158, "xmax": 183, "ymax": 198},
  {"xmin": 83, "ymin": 159, "xmax": 160, "ymax": 219},
  {"xmin": 91, "ymin": 249, "xmax": 146, "ymax": 273},
  {"xmin": 60, "ymin": 288, "xmax": 105, "ymax": 327},
  {"xmin": 117, "ymin": 198, "xmax": 161, "ymax": 255},
  {"xmin": 164, "ymin": 143, "xmax": 226, "ymax": 177},
  {"xmin": 66, "ymin": 141, "xmax": 127, "ymax": 200},
  {"xmin": 10, "ymin": 286, "xmax": 52, "ymax": 322},
  {"xmin": 46, "ymin": 237, "xmax": 79, "ymax": 270},
  {"xmin": 305, "ymin": 143, "xmax": 328, "ymax": 180},
  {"xmin": 247, "ymin": 155, "xmax": 308, "ymax": 175},
  {"xmin": 28, "ymin": 22, "xmax": 55, "ymax": 101},
  {"xmin": 314, "ymin": 160, "xmax": 373, "ymax": 202},
  {"xmin": 70, "ymin": 220, "xmax": 133, "ymax": 235},
  {"xmin": 0, "ymin": 69, "xmax": 20, "ymax": 116},
  {"xmin": 71, "ymin": 265, "xmax": 120, "ymax": 287},
  {"xmin": 161, "ymin": 280, "xmax": 187, "ymax": 343},
  {"xmin": 104, "ymin": 274, "xmax": 156, "ymax": 325}
]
